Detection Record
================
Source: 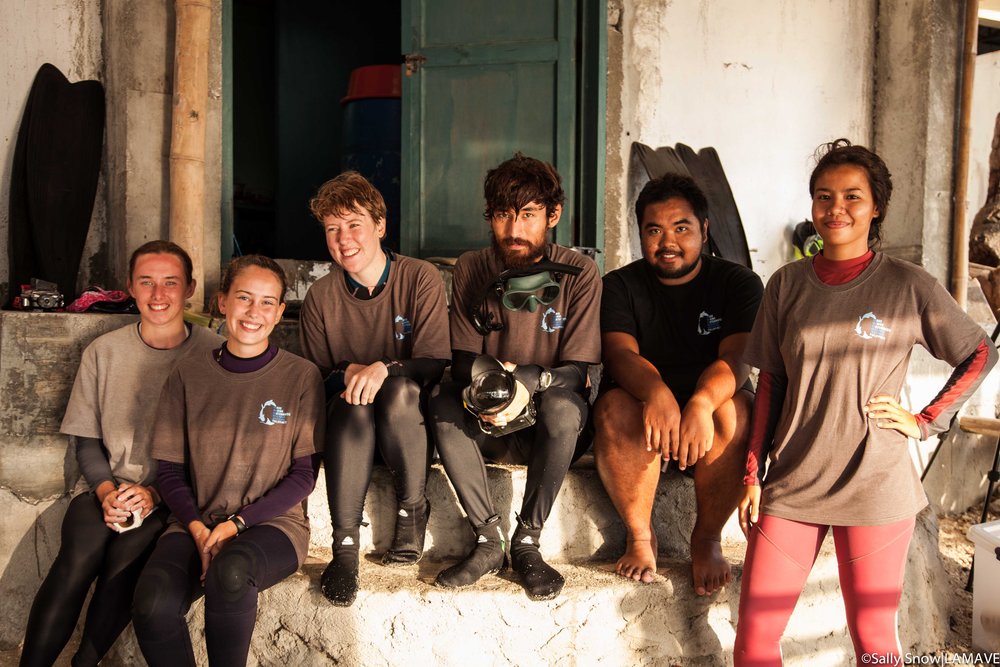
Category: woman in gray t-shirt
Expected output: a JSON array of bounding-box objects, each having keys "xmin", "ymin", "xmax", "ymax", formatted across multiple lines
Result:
[
  {"xmin": 132, "ymin": 255, "xmax": 324, "ymax": 667},
  {"xmin": 733, "ymin": 140, "xmax": 996, "ymax": 664},
  {"xmin": 20, "ymin": 241, "xmax": 220, "ymax": 667}
]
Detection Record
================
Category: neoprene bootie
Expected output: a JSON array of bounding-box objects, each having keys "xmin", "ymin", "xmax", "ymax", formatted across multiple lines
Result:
[
  {"xmin": 382, "ymin": 497, "xmax": 431, "ymax": 566},
  {"xmin": 510, "ymin": 521, "xmax": 564, "ymax": 600},
  {"xmin": 434, "ymin": 515, "xmax": 507, "ymax": 588},
  {"xmin": 321, "ymin": 527, "xmax": 360, "ymax": 606}
]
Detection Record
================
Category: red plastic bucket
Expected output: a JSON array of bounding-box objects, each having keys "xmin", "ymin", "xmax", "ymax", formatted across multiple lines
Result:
[{"xmin": 341, "ymin": 65, "xmax": 401, "ymax": 104}]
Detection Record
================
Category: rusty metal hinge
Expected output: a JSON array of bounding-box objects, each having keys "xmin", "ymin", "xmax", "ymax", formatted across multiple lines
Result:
[{"xmin": 404, "ymin": 53, "xmax": 427, "ymax": 77}]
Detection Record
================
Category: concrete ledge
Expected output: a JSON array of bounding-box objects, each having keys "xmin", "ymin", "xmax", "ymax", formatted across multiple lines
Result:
[
  {"xmin": 307, "ymin": 461, "xmax": 746, "ymax": 564},
  {"xmin": 92, "ymin": 513, "xmax": 947, "ymax": 667}
]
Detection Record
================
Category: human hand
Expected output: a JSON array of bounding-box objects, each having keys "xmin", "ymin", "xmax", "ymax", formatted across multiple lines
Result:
[
  {"xmin": 678, "ymin": 396, "xmax": 715, "ymax": 469},
  {"xmin": 863, "ymin": 394, "xmax": 921, "ymax": 439},
  {"xmin": 642, "ymin": 386, "xmax": 681, "ymax": 458},
  {"xmin": 188, "ymin": 520, "xmax": 213, "ymax": 582},
  {"xmin": 480, "ymin": 380, "xmax": 530, "ymax": 427},
  {"xmin": 341, "ymin": 362, "xmax": 389, "ymax": 405},
  {"xmin": 98, "ymin": 480, "xmax": 130, "ymax": 527},
  {"xmin": 115, "ymin": 483, "xmax": 157, "ymax": 519},
  {"xmin": 738, "ymin": 485, "xmax": 761, "ymax": 540},
  {"xmin": 203, "ymin": 519, "xmax": 239, "ymax": 562}
]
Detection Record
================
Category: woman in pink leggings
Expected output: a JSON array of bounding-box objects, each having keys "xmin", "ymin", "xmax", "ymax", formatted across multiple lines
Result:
[{"xmin": 734, "ymin": 139, "xmax": 997, "ymax": 665}]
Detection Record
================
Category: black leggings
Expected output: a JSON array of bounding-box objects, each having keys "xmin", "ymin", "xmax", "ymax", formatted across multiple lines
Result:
[
  {"xmin": 430, "ymin": 383, "xmax": 588, "ymax": 528},
  {"xmin": 132, "ymin": 526, "xmax": 297, "ymax": 667},
  {"xmin": 20, "ymin": 492, "xmax": 167, "ymax": 667},
  {"xmin": 325, "ymin": 376, "xmax": 431, "ymax": 531}
]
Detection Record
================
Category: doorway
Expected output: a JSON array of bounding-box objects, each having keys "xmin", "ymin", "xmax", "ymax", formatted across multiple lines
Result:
[{"xmin": 225, "ymin": 0, "xmax": 604, "ymax": 264}]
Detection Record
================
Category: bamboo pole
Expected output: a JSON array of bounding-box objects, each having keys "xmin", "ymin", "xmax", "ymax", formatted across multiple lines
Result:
[
  {"xmin": 169, "ymin": 0, "xmax": 212, "ymax": 311},
  {"xmin": 951, "ymin": 0, "xmax": 979, "ymax": 309}
]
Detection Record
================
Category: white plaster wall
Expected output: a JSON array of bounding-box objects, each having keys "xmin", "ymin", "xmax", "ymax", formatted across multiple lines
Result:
[
  {"xmin": 0, "ymin": 0, "xmax": 105, "ymax": 300},
  {"xmin": 607, "ymin": 0, "xmax": 875, "ymax": 282},
  {"xmin": 968, "ymin": 51, "xmax": 1000, "ymax": 220}
]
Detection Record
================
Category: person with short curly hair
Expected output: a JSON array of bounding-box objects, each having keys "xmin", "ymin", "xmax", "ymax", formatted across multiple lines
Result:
[{"xmin": 300, "ymin": 171, "xmax": 450, "ymax": 607}]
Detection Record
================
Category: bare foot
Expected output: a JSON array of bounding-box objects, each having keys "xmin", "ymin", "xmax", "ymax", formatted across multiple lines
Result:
[
  {"xmin": 691, "ymin": 535, "xmax": 730, "ymax": 596},
  {"xmin": 616, "ymin": 533, "xmax": 658, "ymax": 583}
]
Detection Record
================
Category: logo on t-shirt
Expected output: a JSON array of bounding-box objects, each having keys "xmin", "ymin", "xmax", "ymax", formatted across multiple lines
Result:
[
  {"xmin": 854, "ymin": 311, "xmax": 892, "ymax": 340},
  {"xmin": 540, "ymin": 308, "xmax": 565, "ymax": 333},
  {"xmin": 697, "ymin": 311, "xmax": 722, "ymax": 336},
  {"xmin": 258, "ymin": 399, "xmax": 291, "ymax": 426},
  {"xmin": 394, "ymin": 315, "xmax": 412, "ymax": 341}
]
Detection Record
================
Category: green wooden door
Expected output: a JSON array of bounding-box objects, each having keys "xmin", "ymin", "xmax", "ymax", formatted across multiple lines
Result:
[{"xmin": 401, "ymin": 0, "xmax": 577, "ymax": 258}]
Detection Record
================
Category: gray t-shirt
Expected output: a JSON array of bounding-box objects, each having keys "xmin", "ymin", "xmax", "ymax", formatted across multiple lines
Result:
[
  {"xmin": 152, "ymin": 349, "xmax": 325, "ymax": 566},
  {"xmin": 61, "ymin": 323, "xmax": 223, "ymax": 496},
  {"xmin": 450, "ymin": 243, "xmax": 602, "ymax": 366},
  {"xmin": 299, "ymin": 253, "xmax": 450, "ymax": 375},
  {"xmin": 744, "ymin": 253, "xmax": 987, "ymax": 525}
]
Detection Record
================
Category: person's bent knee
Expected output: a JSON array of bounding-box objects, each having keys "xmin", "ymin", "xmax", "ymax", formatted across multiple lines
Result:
[
  {"xmin": 536, "ymin": 388, "xmax": 587, "ymax": 436},
  {"xmin": 206, "ymin": 543, "xmax": 259, "ymax": 606},
  {"xmin": 428, "ymin": 381, "xmax": 474, "ymax": 439},
  {"xmin": 377, "ymin": 376, "xmax": 422, "ymax": 413},
  {"xmin": 712, "ymin": 389, "xmax": 753, "ymax": 448},
  {"xmin": 132, "ymin": 566, "xmax": 179, "ymax": 634},
  {"xmin": 593, "ymin": 388, "xmax": 643, "ymax": 447}
]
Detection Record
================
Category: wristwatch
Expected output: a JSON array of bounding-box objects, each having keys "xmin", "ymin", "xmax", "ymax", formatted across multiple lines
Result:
[{"xmin": 227, "ymin": 513, "xmax": 247, "ymax": 535}]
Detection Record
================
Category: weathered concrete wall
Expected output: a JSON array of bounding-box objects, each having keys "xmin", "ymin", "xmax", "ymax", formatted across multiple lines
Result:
[
  {"xmin": 605, "ymin": 0, "xmax": 875, "ymax": 282},
  {"xmin": 103, "ymin": 0, "xmax": 223, "ymax": 306},
  {"xmin": 969, "ymin": 51, "xmax": 1000, "ymax": 222},
  {"xmin": 874, "ymin": 0, "xmax": 962, "ymax": 283},
  {"xmin": 0, "ymin": 312, "xmax": 135, "ymax": 649},
  {"xmin": 0, "ymin": 0, "xmax": 106, "ymax": 302}
]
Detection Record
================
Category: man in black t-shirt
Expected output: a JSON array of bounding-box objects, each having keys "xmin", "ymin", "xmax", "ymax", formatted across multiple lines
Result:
[{"xmin": 594, "ymin": 174, "xmax": 762, "ymax": 596}]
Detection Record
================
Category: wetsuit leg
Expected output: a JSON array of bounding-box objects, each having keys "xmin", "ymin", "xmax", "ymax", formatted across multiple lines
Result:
[
  {"xmin": 71, "ymin": 508, "xmax": 168, "ymax": 666},
  {"xmin": 373, "ymin": 376, "xmax": 428, "ymax": 507},
  {"xmin": 833, "ymin": 516, "xmax": 916, "ymax": 662},
  {"xmin": 20, "ymin": 493, "xmax": 111, "ymax": 667},
  {"xmin": 733, "ymin": 515, "xmax": 828, "ymax": 666},
  {"xmin": 132, "ymin": 532, "xmax": 202, "ymax": 667},
  {"xmin": 325, "ymin": 396, "xmax": 376, "ymax": 531},
  {"xmin": 429, "ymin": 381, "xmax": 496, "ymax": 527},
  {"xmin": 203, "ymin": 525, "xmax": 298, "ymax": 666},
  {"xmin": 518, "ymin": 388, "xmax": 587, "ymax": 528}
]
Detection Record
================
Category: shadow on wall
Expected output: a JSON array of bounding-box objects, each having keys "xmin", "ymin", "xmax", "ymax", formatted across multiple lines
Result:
[{"xmin": 0, "ymin": 493, "xmax": 72, "ymax": 651}]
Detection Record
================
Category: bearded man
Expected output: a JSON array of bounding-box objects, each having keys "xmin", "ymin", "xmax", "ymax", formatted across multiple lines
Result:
[
  {"xmin": 594, "ymin": 174, "xmax": 763, "ymax": 596},
  {"xmin": 429, "ymin": 153, "xmax": 601, "ymax": 600}
]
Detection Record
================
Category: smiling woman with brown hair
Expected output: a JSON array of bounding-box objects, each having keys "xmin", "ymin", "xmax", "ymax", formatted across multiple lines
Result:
[
  {"xmin": 19, "ymin": 241, "xmax": 222, "ymax": 667},
  {"xmin": 734, "ymin": 139, "xmax": 997, "ymax": 665},
  {"xmin": 300, "ymin": 171, "xmax": 450, "ymax": 607},
  {"xmin": 131, "ymin": 255, "xmax": 324, "ymax": 667}
]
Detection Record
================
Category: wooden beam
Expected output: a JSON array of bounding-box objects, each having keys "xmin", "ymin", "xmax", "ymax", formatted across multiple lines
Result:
[
  {"xmin": 959, "ymin": 416, "xmax": 1000, "ymax": 438},
  {"xmin": 170, "ymin": 0, "xmax": 212, "ymax": 311}
]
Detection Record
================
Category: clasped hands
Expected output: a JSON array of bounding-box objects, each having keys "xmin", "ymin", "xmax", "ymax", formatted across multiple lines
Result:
[
  {"xmin": 642, "ymin": 387, "xmax": 715, "ymax": 470},
  {"xmin": 97, "ymin": 481, "xmax": 157, "ymax": 529},
  {"xmin": 188, "ymin": 518, "xmax": 240, "ymax": 583}
]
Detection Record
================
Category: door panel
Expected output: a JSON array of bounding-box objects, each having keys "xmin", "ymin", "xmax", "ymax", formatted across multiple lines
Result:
[{"xmin": 402, "ymin": 0, "xmax": 576, "ymax": 258}]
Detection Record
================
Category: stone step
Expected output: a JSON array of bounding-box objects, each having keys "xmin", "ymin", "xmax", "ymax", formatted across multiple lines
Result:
[
  {"xmin": 88, "ymin": 526, "xmax": 945, "ymax": 667},
  {"xmin": 5, "ymin": 508, "xmax": 949, "ymax": 666},
  {"xmin": 306, "ymin": 458, "xmax": 746, "ymax": 564}
]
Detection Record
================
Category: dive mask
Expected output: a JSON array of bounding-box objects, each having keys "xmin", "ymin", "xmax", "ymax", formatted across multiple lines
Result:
[{"xmin": 469, "ymin": 258, "xmax": 584, "ymax": 336}]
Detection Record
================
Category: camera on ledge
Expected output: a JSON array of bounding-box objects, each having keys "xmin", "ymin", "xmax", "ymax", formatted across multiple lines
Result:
[{"xmin": 14, "ymin": 279, "xmax": 65, "ymax": 311}]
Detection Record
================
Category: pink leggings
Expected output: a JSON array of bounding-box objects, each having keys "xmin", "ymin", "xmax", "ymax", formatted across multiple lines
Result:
[{"xmin": 733, "ymin": 514, "xmax": 916, "ymax": 666}]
